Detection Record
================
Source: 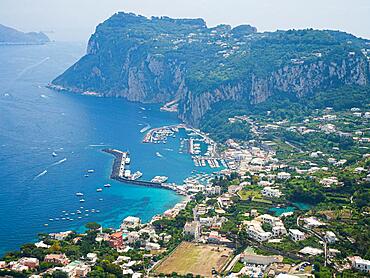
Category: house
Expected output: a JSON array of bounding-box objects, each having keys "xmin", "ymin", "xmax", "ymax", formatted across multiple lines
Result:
[
  {"xmin": 184, "ymin": 221, "xmax": 201, "ymax": 240},
  {"xmin": 86, "ymin": 253, "xmax": 98, "ymax": 263},
  {"xmin": 272, "ymin": 225, "xmax": 287, "ymax": 237},
  {"xmin": 324, "ymin": 231, "xmax": 337, "ymax": 244},
  {"xmin": 145, "ymin": 242, "xmax": 160, "ymax": 251},
  {"xmin": 44, "ymin": 254, "xmax": 70, "ymax": 265},
  {"xmin": 17, "ymin": 257, "xmax": 39, "ymax": 269},
  {"xmin": 247, "ymin": 220, "xmax": 272, "ymax": 242},
  {"xmin": 228, "ymin": 184, "xmax": 243, "ymax": 194},
  {"xmin": 0, "ymin": 261, "xmax": 6, "ymax": 269},
  {"xmin": 299, "ymin": 247, "xmax": 323, "ymax": 256},
  {"xmin": 35, "ymin": 241, "xmax": 50, "ymax": 249},
  {"xmin": 49, "ymin": 231, "xmax": 73, "ymax": 241},
  {"xmin": 121, "ymin": 216, "xmax": 141, "ymax": 230},
  {"xmin": 261, "ymin": 187, "xmax": 282, "ymax": 198},
  {"xmin": 207, "ymin": 231, "xmax": 232, "ymax": 246},
  {"xmin": 288, "ymin": 229, "xmax": 305, "ymax": 241},
  {"xmin": 108, "ymin": 232, "xmax": 124, "ymax": 248},
  {"xmin": 277, "ymin": 172, "xmax": 291, "ymax": 180},
  {"xmin": 349, "ymin": 256, "xmax": 370, "ymax": 273},
  {"xmin": 303, "ymin": 217, "xmax": 325, "ymax": 228},
  {"xmin": 59, "ymin": 260, "xmax": 91, "ymax": 278},
  {"xmin": 250, "ymin": 209, "xmax": 258, "ymax": 217},
  {"xmin": 127, "ymin": 231, "xmax": 140, "ymax": 244}
]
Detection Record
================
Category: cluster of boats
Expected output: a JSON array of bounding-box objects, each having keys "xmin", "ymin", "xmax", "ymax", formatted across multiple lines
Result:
[{"xmin": 44, "ymin": 206, "xmax": 101, "ymax": 226}]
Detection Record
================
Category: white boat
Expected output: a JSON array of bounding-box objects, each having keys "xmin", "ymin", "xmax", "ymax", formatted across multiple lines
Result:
[
  {"xmin": 99, "ymin": 198, "xmax": 103, "ymax": 201},
  {"xmin": 79, "ymin": 199, "xmax": 85, "ymax": 202},
  {"xmin": 87, "ymin": 169, "xmax": 95, "ymax": 173},
  {"xmin": 131, "ymin": 171, "xmax": 143, "ymax": 180},
  {"xmin": 52, "ymin": 152, "xmax": 57, "ymax": 157},
  {"xmin": 104, "ymin": 183, "xmax": 111, "ymax": 187},
  {"xmin": 96, "ymin": 188, "xmax": 103, "ymax": 192},
  {"xmin": 76, "ymin": 192, "xmax": 84, "ymax": 196}
]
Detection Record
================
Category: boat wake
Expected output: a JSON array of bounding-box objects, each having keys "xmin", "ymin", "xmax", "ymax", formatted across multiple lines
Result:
[
  {"xmin": 140, "ymin": 124, "xmax": 151, "ymax": 133},
  {"xmin": 155, "ymin": 152, "xmax": 164, "ymax": 158},
  {"xmin": 51, "ymin": 158, "xmax": 67, "ymax": 166},
  {"xmin": 34, "ymin": 170, "xmax": 47, "ymax": 180}
]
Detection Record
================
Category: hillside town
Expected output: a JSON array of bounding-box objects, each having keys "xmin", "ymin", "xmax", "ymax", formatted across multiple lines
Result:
[{"xmin": 1, "ymin": 104, "xmax": 369, "ymax": 278}]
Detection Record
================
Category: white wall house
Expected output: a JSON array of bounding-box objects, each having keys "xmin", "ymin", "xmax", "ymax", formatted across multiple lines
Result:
[{"xmin": 289, "ymin": 229, "xmax": 305, "ymax": 241}]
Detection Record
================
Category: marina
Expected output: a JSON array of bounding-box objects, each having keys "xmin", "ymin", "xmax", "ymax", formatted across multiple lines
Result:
[{"xmin": 102, "ymin": 149, "xmax": 169, "ymax": 189}]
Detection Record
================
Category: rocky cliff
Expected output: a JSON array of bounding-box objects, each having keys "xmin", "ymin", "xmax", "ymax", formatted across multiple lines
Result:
[{"xmin": 52, "ymin": 12, "xmax": 370, "ymax": 127}]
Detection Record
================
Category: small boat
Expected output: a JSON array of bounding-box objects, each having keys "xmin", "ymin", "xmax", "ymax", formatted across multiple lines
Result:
[
  {"xmin": 76, "ymin": 210, "xmax": 82, "ymax": 214},
  {"xmin": 76, "ymin": 192, "xmax": 84, "ymax": 196},
  {"xmin": 85, "ymin": 209, "xmax": 89, "ymax": 212},
  {"xmin": 70, "ymin": 212, "xmax": 75, "ymax": 215},
  {"xmin": 104, "ymin": 183, "xmax": 111, "ymax": 187},
  {"xmin": 62, "ymin": 217, "xmax": 66, "ymax": 220},
  {"xmin": 52, "ymin": 152, "xmax": 57, "ymax": 157},
  {"xmin": 99, "ymin": 198, "xmax": 103, "ymax": 201},
  {"xmin": 49, "ymin": 218, "xmax": 53, "ymax": 221},
  {"xmin": 85, "ymin": 214, "xmax": 89, "ymax": 217},
  {"xmin": 87, "ymin": 169, "xmax": 95, "ymax": 173},
  {"xmin": 79, "ymin": 199, "xmax": 85, "ymax": 202},
  {"xmin": 96, "ymin": 188, "xmax": 103, "ymax": 192},
  {"xmin": 96, "ymin": 210, "xmax": 100, "ymax": 213},
  {"xmin": 78, "ymin": 216, "xmax": 82, "ymax": 219},
  {"xmin": 44, "ymin": 224, "xmax": 48, "ymax": 227},
  {"xmin": 84, "ymin": 174, "xmax": 89, "ymax": 178}
]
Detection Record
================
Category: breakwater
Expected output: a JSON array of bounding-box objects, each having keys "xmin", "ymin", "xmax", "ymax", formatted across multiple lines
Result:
[{"xmin": 102, "ymin": 148, "xmax": 166, "ymax": 189}]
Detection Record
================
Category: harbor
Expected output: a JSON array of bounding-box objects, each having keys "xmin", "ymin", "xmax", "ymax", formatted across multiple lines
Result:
[{"xmin": 102, "ymin": 148, "xmax": 172, "ymax": 189}]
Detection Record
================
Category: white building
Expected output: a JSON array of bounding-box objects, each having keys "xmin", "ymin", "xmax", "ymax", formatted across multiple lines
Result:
[
  {"xmin": 261, "ymin": 187, "xmax": 282, "ymax": 198},
  {"xmin": 272, "ymin": 225, "xmax": 287, "ymax": 237},
  {"xmin": 121, "ymin": 216, "xmax": 141, "ymax": 230},
  {"xmin": 248, "ymin": 224, "xmax": 272, "ymax": 242},
  {"xmin": 277, "ymin": 172, "xmax": 291, "ymax": 180},
  {"xmin": 289, "ymin": 229, "xmax": 305, "ymax": 241},
  {"xmin": 350, "ymin": 256, "xmax": 370, "ymax": 273},
  {"xmin": 184, "ymin": 221, "xmax": 201, "ymax": 240},
  {"xmin": 324, "ymin": 231, "xmax": 337, "ymax": 244}
]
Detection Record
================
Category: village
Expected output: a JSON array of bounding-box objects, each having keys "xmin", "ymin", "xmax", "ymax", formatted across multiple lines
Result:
[{"xmin": 1, "ymin": 105, "xmax": 369, "ymax": 278}]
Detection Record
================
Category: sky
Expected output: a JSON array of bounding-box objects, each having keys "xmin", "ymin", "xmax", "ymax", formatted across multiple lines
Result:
[{"xmin": 1, "ymin": 0, "xmax": 370, "ymax": 42}]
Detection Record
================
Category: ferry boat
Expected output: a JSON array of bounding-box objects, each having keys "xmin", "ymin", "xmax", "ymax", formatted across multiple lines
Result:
[
  {"xmin": 104, "ymin": 183, "xmax": 111, "ymax": 187},
  {"xmin": 96, "ymin": 188, "xmax": 103, "ymax": 192}
]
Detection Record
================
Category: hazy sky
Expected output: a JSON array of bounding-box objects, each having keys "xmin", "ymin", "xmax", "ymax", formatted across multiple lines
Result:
[{"xmin": 1, "ymin": 0, "xmax": 370, "ymax": 42}]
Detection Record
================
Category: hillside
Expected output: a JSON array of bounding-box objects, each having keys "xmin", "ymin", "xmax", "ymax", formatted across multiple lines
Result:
[
  {"xmin": 0, "ymin": 24, "xmax": 50, "ymax": 45},
  {"xmin": 52, "ymin": 12, "xmax": 370, "ymax": 127}
]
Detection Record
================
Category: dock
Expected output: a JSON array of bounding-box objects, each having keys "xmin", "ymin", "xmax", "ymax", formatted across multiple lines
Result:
[{"xmin": 102, "ymin": 148, "xmax": 166, "ymax": 189}]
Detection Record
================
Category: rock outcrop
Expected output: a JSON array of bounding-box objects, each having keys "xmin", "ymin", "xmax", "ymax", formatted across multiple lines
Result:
[{"xmin": 52, "ymin": 12, "xmax": 370, "ymax": 127}]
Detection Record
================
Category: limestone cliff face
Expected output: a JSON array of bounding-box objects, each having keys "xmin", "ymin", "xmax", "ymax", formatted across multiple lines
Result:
[
  {"xmin": 52, "ymin": 12, "xmax": 370, "ymax": 127},
  {"xmin": 178, "ymin": 57, "xmax": 369, "ymax": 126}
]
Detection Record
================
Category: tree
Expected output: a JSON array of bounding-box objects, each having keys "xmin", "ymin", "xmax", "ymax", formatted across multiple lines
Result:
[
  {"xmin": 85, "ymin": 222, "xmax": 101, "ymax": 230},
  {"xmin": 52, "ymin": 270, "xmax": 68, "ymax": 278}
]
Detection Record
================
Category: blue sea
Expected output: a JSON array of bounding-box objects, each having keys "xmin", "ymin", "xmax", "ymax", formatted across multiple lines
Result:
[{"xmin": 0, "ymin": 42, "xmax": 201, "ymax": 256}]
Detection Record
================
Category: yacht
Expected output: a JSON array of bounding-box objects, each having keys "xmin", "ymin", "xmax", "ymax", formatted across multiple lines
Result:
[
  {"xmin": 104, "ymin": 183, "xmax": 111, "ymax": 187},
  {"xmin": 76, "ymin": 192, "xmax": 84, "ymax": 196},
  {"xmin": 96, "ymin": 188, "xmax": 103, "ymax": 192}
]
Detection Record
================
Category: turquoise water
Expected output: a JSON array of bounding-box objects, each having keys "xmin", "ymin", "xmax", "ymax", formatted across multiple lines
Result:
[
  {"xmin": 0, "ymin": 42, "xmax": 207, "ymax": 256},
  {"xmin": 269, "ymin": 202, "xmax": 312, "ymax": 216},
  {"xmin": 269, "ymin": 206, "xmax": 296, "ymax": 216}
]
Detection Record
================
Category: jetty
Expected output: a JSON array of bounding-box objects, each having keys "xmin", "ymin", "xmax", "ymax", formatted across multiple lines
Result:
[{"xmin": 102, "ymin": 148, "xmax": 165, "ymax": 189}]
